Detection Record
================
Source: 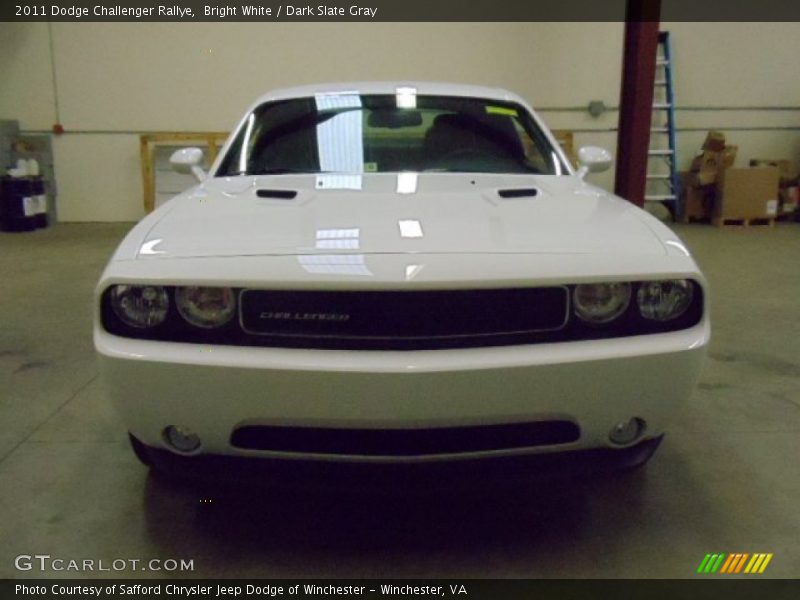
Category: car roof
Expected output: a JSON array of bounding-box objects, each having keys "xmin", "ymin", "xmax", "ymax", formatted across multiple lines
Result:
[{"xmin": 251, "ymin": 82, "xmax": 528, "ymax": 106}]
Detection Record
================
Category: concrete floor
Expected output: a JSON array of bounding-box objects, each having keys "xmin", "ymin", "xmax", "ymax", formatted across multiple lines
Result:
[{"xmin": 1, "ymin": 222, "xmax": 798, "ymax": 579}]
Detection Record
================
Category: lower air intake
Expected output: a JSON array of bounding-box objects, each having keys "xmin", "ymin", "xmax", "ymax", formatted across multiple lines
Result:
[{"xmin": 230, "ymin": 421, "xmax": 580, "ymax": 456}]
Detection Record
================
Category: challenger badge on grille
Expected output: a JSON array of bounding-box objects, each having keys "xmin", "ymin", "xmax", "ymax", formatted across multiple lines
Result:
[
  {"xmin": 259, "ymin": 311, "xmax": 351, "ymax": 322},
  {"xmin": 240, "ymin": 288, "xmax": 569, "ymax": 340}
]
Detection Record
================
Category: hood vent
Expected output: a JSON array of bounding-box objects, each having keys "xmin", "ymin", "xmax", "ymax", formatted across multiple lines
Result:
[
  {"xmin": 256, "ymin": 189, "xmax": 298, "ymax": 199},
  {"xmin": 498, "ymin": 188, "xmax": 538, "ymax": 199}
]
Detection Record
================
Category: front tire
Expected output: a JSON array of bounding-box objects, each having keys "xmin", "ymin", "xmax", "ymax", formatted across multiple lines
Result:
[
  {"xmin": 128, "ymin": 433, "xmax": 154, "ymax": 467},
  {"xmin": 616, "ymin": 435, "xmax": 663, "ymax": 472}
]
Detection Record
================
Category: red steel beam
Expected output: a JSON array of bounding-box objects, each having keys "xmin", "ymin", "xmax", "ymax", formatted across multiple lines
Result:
[{"xmin": 614, "ymin": 0, "xmax": 662, "ymax": 207}]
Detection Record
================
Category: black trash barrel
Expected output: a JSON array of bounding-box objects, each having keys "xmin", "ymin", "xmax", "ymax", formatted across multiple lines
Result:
[
  {"xmin": 31, "ymin": 177, "xmax": 48, "ymax": 228},
  {"xmin": 0, "ymin": 177, "xmax": 38, "ymax": 232}
]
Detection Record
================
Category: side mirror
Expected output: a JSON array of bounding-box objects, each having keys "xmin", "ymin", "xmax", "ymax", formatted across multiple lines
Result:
[
  {"xmin": 576, "ymin": 146, "xmax": 613, "ymax": 179},
  {"xmin": 170, "ymin": 147, "xmax": 206, "ymax": 182}
]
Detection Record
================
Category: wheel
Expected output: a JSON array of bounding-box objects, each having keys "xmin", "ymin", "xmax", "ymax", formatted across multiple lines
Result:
[
  {"xmin": 616, "ymin": 435, "xmax": 663, "ymax": 472},
  {"xmin": 128, "ymin": 433, "xmax": 154, "ymax": 467}
]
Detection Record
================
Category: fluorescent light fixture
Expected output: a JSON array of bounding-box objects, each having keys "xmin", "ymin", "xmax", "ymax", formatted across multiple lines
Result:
[
  {"xmin": 396, "ymin": 86, "xmax": 417, "ymax": 109},
  {"xmin": 396, "ymin": 172, "xmax": 418, "ymax": 194},
  {"xmin": 315, "ymin": 92, "xmax": 364, "ymax": 174},
  {"xmin": 316, "ymin": 239, "xmax": 359, "ymax": 250},
  {"xmin": 316, "ymin": 228, "xmax": 359, "ymax": 239},
  {"xmin": 298, "ymin": 254, "xmax": 372, "ymax": 276},
  {"xmin": 316, "ymin": 174, "xmax": 362, "ymax": 190},
  {"xmin": 398, "ymin": 219, "xmax": 423, "ymax": 238},
  {"xmin": 316, "ymin": 228, "xmax": 360, "ymax": 250},
  {"xmin": 314, "ymin": 91, "xmax": 362, "ymax": 110}
]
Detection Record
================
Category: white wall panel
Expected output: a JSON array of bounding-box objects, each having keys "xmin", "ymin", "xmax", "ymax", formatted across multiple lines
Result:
[{"xmin": 1, "ymin": 21, "xmax": 798, "ymax": 221}]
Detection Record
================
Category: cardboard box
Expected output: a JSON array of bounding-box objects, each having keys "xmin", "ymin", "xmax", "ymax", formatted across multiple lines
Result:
[
  {"xmin": 748, "ymin": 159, "xmax": 798, "ymax": 186},
  {"xmin": 690, "ymin": 169, "xmax": 717, "ymax": 187},
  {"xmin": 681, "ymin": 185, "xmax": 713, "ymax": 222},
  {"xmin": 687, "ymin": 133, "xmax": 738, "ymax": 190},
  {"xmin": 688, "ymin": 143, "xmax": 737, "ymax": 187},
  {"xmin": 715, "ymin": 167, "xmax": 780, "ymax": 219},
  {"xmin": 690, "ymin": 144, "xmax": 736, "ymax": 169},
  {"xmin": 720, "ymin": 145, "xmax": 738, "ymax": 169},
  {"xmin": 690, "ymin": 150, "xmax": 720, "ymax": 172},
  {"xmin": 702, "ymin": 131, "xmax": 726, "ymax": 152},
  {"xmin": 779, "ymin": 186, "xmax": 798, "ymax": 215}
]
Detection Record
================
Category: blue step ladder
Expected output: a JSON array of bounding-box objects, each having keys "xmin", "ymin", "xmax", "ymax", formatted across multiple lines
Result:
[{"xmin": 646, "ymin": 31, "xmax": 680, "ymax": 221}]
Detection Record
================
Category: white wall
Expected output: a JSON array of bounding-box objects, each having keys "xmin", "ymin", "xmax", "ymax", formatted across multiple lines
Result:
[{"xmin": 0, "ymin": 21, "xmax": 798, "ymax": 221}]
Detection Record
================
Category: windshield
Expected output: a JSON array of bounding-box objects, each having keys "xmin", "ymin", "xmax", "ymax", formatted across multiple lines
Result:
[{"xmin": 216, "ymin": 93, "xmax": 568, "ymax": 177}]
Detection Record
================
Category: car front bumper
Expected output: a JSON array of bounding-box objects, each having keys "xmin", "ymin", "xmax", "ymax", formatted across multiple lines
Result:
[
  {"xmin": 131, "ymin": 433, "xmax": 665, "ymax": 490},
  {"xmin": 96, "ymin": 319, "xmax": 708, "ymax": 464}
]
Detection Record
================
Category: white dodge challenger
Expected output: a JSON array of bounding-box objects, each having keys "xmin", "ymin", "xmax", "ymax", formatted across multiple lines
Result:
[{"xmin": 95, "ymin": 82, "xmax": 709, "ymax": 481}]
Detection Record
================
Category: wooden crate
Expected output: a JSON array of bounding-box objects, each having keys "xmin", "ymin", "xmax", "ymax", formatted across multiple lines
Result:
[
  {"xmin": 552, "ymin": 130, "xmax": 577, "ymax": 166},
  {"xmin": 682, "ymin": 185, "xmax": 714, "ymax": 223},
  {"xmin": 139, "ymin": 132, "xmax": 228, "ymax": 213}
]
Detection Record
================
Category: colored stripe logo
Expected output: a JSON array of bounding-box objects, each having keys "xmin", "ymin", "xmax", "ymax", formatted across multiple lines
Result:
[{"xmin": 697, "ymin": 553, "xmax": 773, "ymax": 574}]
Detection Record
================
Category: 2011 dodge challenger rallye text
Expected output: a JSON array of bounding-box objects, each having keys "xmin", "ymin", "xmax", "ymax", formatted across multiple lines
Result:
[{"xmin": 94, "ymin": 82, "xmax": 709, "ymax": 482}]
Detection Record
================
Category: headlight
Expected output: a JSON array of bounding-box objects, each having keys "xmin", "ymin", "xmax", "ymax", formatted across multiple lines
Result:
[
  {"xmin": 637, "ymin": 279, "xmax": 694, "ymax": 321},
  {"xmin": 110, "ymin": 285, "xmax": 169, "ymax": 328},
  {"xmin": 573, "ymin": 282, "xmax": 631, "ymax": 324},
  {"xmin": 176, "ymin": 286, "xmax": 236, "ymax": 328}
]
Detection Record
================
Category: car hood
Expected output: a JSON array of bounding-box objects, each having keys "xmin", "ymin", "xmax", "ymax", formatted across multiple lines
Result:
[{"xmin": 135, "ymin": 174, "xmax": 666, "ymax": 259}]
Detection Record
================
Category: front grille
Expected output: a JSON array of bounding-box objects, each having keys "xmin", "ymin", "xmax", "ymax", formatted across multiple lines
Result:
[
  {"xmin": 101, "ymin": 281, "xmax": 704, "ymax": 350},
  {"xmin": 239, "ymin": 287, "xmax": 569, "ymax": 341},
  {"xmin": 230, "ymin": 421, "xmax": 581, "ymax": 456}
]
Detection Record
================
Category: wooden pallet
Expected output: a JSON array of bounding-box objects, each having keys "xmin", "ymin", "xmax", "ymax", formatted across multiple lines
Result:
[
  {"xmin": 712, "ymin": 216, "xmax": 775, "ymax": 228},
  {"xmin": 682, "ymin": 215, "xmax": 712, "ymax": 225}
]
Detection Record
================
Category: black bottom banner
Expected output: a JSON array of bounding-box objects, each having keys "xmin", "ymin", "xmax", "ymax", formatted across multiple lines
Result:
[{"xmin": 3, "ymin": 579, "xmax": 799, "ymax": 600}]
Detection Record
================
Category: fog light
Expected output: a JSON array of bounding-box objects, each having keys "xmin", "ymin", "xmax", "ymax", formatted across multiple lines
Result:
[
  {"xmin": 163, "ymin": 426, "xmax": 202, "ymax": 454},
  {"xmin": 608, "ymin": 417, "xmax": 646, "ymax": 446}
]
